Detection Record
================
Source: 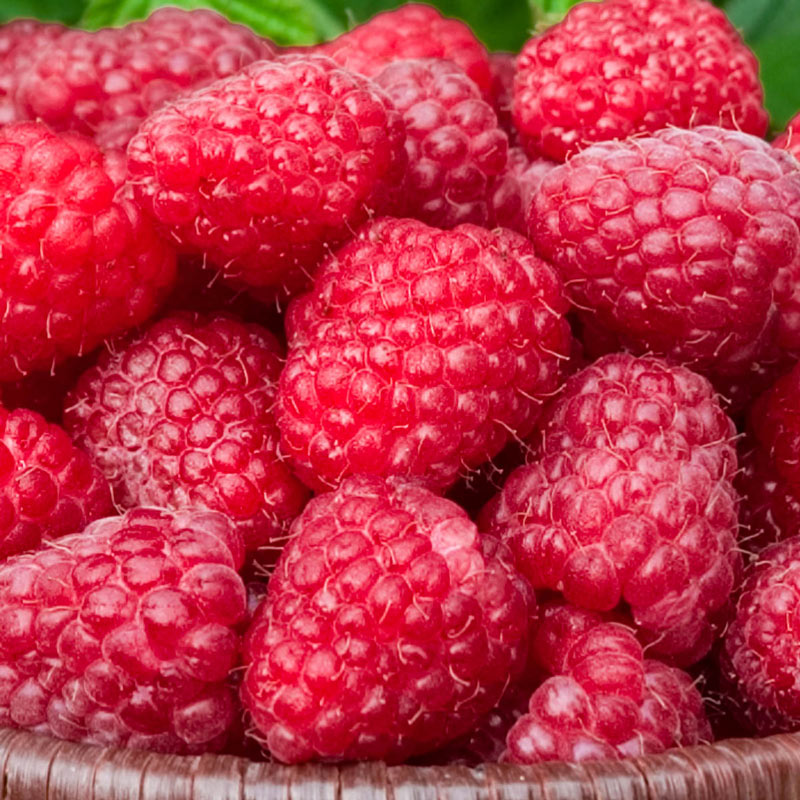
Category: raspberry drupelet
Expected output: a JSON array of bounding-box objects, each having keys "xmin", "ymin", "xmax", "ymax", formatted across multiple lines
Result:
[
  {"xmin": 0, "ymin": 122, "xmax": 176, "ymax": 381},
  {"xmin": 736, "ymin": 362, "xmax": 800, "ymax": 552},
  {"xmin": 774, "ymin": 112, "xmax": 800, "ymax": 164},
  {"xmin": 15, "ymin": 8, "xmax": 276, "ymax": 151},
  {"xmin": 374, "ymin": 59, "xmax": 509, "ymax": 229},
  {"xmin": 64, "ymin": 313, "xmax": 308, "ymax": 554},
  {"xmin": 0, "ymin": 507, "xmax": 246, "ymax": 753},
  {"xmin": 241, "ymin": 475, "xmax": 531, "ymax": 763},
  {"xmin": 0, "ymin": 405, "xmax": 112, "ymax": 558},
  {"xmin": 0, "ymin": 20, "xmax": 66, "ymax": 126},
  {"xmin": 722, "ymin": 537, "xmax": 800, "ymax": 734},
  {"xmin": 320, "ymin": 4, "xmax": 492, "ymax": 98},
  {"xmin": 513, "ymin": 0, "xmax": 767, "ymax": 161},
  {"xmin": 277, "ymin": 217, "xmax": 571, "ymax": 492},
  {"xmin": 505, "ymin": 622, "xmax": 711, "ymax": 763},
  {"xmin": 484, "ymin": 353, "xmax": 741, "ymax": 665},
  {"xmin": 530, "ymin": 126, "xmax": 800, "ymax": 392},
  {"xmin": 127, "ymin": 54, "xmax": 407, "ymax": 300}
]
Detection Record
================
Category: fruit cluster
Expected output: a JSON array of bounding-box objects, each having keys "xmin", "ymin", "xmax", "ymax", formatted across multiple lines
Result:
[{"xmin": 0, "ymin": 0, "xmax": 797, "ymax": 768}]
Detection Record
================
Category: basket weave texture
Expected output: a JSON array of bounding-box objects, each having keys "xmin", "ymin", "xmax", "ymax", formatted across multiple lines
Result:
[{"xmin": 3, "ymin": 727, "xmax": 800, "ymax": 800}]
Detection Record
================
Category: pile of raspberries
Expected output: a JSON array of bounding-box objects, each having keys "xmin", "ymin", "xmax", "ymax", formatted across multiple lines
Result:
[{"xmin": 0, "ymin": 0, "xmax": 799, "ymax": 768}]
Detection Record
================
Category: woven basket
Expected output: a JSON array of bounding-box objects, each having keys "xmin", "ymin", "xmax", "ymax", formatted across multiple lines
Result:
[{"xmin": 3, "ymin": 728, "xmax": 800, "ymax": 800}]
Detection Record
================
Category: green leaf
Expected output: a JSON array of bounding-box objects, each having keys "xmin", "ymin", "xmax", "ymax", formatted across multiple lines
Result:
[
  {"xmin": 720, "ymin": 0, "xmax": 800, "ymax": 130},
  {"xmin": 0, "ymin": 0, "xmax": 86, "ymax": 24},
  {"xmin": 79, "ymin": 0, "xmax": 344, "ymax": 44}
]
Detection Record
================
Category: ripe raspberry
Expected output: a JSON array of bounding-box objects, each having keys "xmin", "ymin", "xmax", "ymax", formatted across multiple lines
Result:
[
  {"xmin": 162, "ymin": 258, "xmax": 282, "ymax": 328},
  {"xmin": 241, "ymin": 475, "xmax": 531, "ymax": 763},
  {"xmin": 0, "ymin": 122, "xmax": 176, "ymax": 381},
  {"xmin": 0, "ymin": 405, "xmax": 112, "ymax": 558},
  {"xmin": 0, "ymin": 20, "xmax": 65, "ymax": 126},
  {"xmin": 373, "ymin": 59, "xmax": 508, "ymax": 229},
  {"xmin": 0, "ymin": 507, "xmax": 246, "ymax": 752},
  {"xmin": 722, "ymin": 536, "xmax": 800, "ymax": 734},
  {"xmin": 321, "ymin": 5, "xmax": 491, "ymax": 98},
  {"xmin": 736, "ymin": 362, "xmax": 800, "ymax": 553},
  {"xmin": 63, "ymin": 314, "xmax": 308, "ymax": 554},
  {"xmin": 15, "ymin": 9, "xmax": 275, "ymax": 151},
  {"xmin": 1, "ymin": 354, "xmax": 95, "ymax": 424},
  {"xmin": 422, "ymin": 682, "xmax": 530, "ymax": 765},
  {"xmin": 484, "ymin": 353, "xmax": 741, "ymax": 665},
  {"xmin": 277, "ymin": 218, "xmax": 571, "ymax": 492},
  {"xmin": 514, "ymin": 0, "xmax": 767, "ymax": 161},
  {"xmin": 774, "ymin": 112, "xmax": 800, "ymax": 164},
  {"xmin": 736, "ymin": 442, "xmax": 800, "ymax": 555},
  {"xmin": 128, "ymin": 55, "xmax": 406, "ymax": 299},
  {"xmin": 505, "ymin": 623, "xmax": 711, "ymax": 763},
  {"xmin": 531, "ymin": 126, "xmax": 800, "ymax": 385},
  {"xmin": 488, "ymin": 53, "xmax": 516, "ymax": 142},
  {"xmin": 489, "ymin": 147, "xmax": 556, "ymax": 234}
]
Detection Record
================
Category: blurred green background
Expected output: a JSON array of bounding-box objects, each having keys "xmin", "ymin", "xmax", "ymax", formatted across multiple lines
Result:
[{"xmin": 2, "ymin": 0, "xmax": 798, "ymax": 129}]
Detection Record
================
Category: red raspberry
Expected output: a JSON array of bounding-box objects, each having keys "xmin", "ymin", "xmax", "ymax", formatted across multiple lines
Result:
[
  {"xmin": 488, "ymin": 52, "xmax": 516, "ymax": 142},
  {"xmin": 15, "ymin": 9, "xmax": 275, "ymax": 151},
  {"xmin": 505, "ymin": 623, "xmax": 711, "ymax": 763},
  {"xmin": 722, "ymin": 536, "xmax": 800, "ymax": 733},
  {"xmin": 63, "ymin": 314, "xmax": 308, "ymax": 554},
  {"xmin": 162, "ymin": 258, "xmax": 283, "ymax": 328},
  {"xmin": 320, "ymin": 5, "xmax": 491, "ymax": 98},
  {"xmin": 277, "ymin": 218, "xmax": 571, "ymax": 492},
  {"xmin": 0, "ymin": 122, "xmax": 176, "ymax": 381},
  {"xmin": 489, "ymin": 147, "xmax": 556, "ymax": 234},
  {"xmin": 774, "ymin": 112, "xmax": 800, "ymax": 163},
  {"xmin": 735, "ymin": 362, "xmax": 800, "ymax": 553},
  {"xmin": 1, "ymin": 354, "xmax": 95, "ymax": 424},
  {"xmin": 531, "ymin": 126, "xmax": 800, "ymax": 387},
  {"xmin": 0, "ymin": 405, "xmax": 112, "ymax": 558},
  {"xmin": 514, "ymin": 0, "xmax": 767, "ymax": 161},
  {"xmin": 423, "ymin": 682, "xmax": 530, "ymax": 765},
  {"xmin": 736, "ymin": 442, "xmax": 800, "ymax": 555},
  {"xmin": 374, "ymin": 59, "xmax": 508, "ymax": 229},
  {"xmin": 128, "ymin": 55, "xmax": 406, "ymax": 300},
  {"xmin": 0, "ymin": 20, "xmax": 66, "ymax": 126},
  {"xmin": 483, "ymin": 353, "xmax": 741, "ymax": 665},
  {"xmin": 241, "ymin": 475, "xmax": 531, "ymax": 763},
  {"xmin": 0, "ymin": 507, "xmax": 246, "ymax": 752}
]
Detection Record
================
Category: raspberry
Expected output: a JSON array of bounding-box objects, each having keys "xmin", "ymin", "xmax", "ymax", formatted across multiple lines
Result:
[
  {"xmin": 0, "ymin": 20, "xmax": 65, "ymax": 126},
  {"xmin": 277, "ymin": 217, "xmax": 571, "ymax": 492},
  {"xmin": 321, "ymin": 5, "xmax": 491, "ymax": 98},
  {"xmin": 0, "ymin": 122, "xmax": 176, "ymax": 381},
  {"xmin": 488, "ymin": 52, "xmax": 516, "ymax": 142},
  {"xmin": 489, "ymin": 147, "xmax": 557, "ymax": 234},
  {"xmin": 774, "ymin": 112, "xmax": 800, "ymax": 164},
  {"xmin": 374, "ymin": 59, "xmax": 508, "ymax": 229},
  {"xmin": 1, "ymin": 354, "xmax": 95, "ymax": 424},
  {"xmin": 736, "ymin": 362, "xmax": 800, "ymax": 552},
  {"xmin": 736, "ymin": 441, "xmax": 800, "ymax": 555},
  {"xmin": 722, "ymin": 536, "xmax": 800, "ymax": 733},
  {"xmin": 513, "ymin": 0, "xmax": 767, "ymax": 161},
  {"xmin": 505, "ymin": 622, "xmax": 711, "ymax": 763},
  {"xmin": 531, "ymin": 126, "xmax": 800, "ymax": 386},
  {"xmin": 64, "ymin": 314, "xmax": 308, "ymax": 554},
  {"xmin": 16, "ymin": 9, "xmax": 275, "ymax": 151},
  {"xmin": 483, "ymin": 353, "xmax": 741, "ymax": 665},
  {"xmin": 0, "ymin": 405, "xmax": 112, "ymax": 558},
  {"xmin": 241, "ymin": 475, "xmax": 531, "ymax": 763},
  {"xmin": 128, "ymin": 55, "xmax": 407, "ymax": 299},
  {"xmin": 162, "ymin": 258, "xmax": 282, "ymax": 327},
  {"xmin": 423, "ymin": 683, "xmax": 530, "ymax": 765},
  {"xmin": 0, "ymin": 507, "xmax": 246, "ymax": 752}
]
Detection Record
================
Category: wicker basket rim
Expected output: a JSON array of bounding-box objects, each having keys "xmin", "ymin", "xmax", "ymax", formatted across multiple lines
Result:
[{"xmin": 2, "ymin": 725, "xmax": 800, "ymax": 799}]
